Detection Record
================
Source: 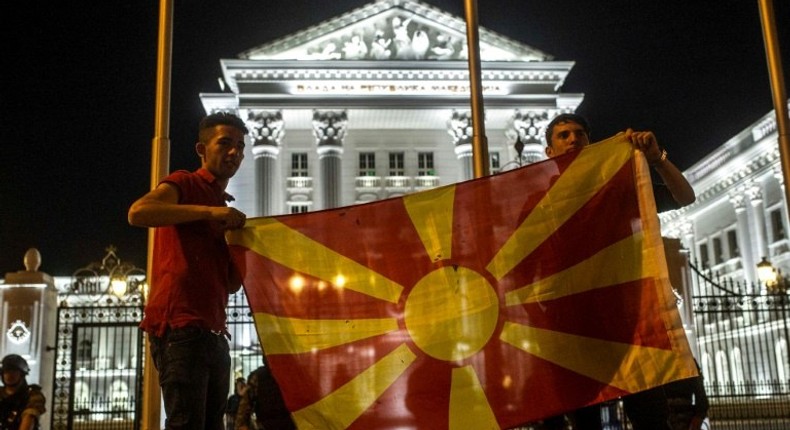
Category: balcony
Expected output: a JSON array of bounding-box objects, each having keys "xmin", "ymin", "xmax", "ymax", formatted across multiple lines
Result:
[
  {"xmin": 355, "ymin": 176, "xmax": 382, "ymax": 202},
  {"xmin": 286, "ymin": 176, "xmax": 313, "ymax": 191},
  {"xmin": 287, "ymin": 176, "xmax": 313, "ymax": 201},
  {"xmin": 385, "ymin": 176, "xmax": 412, "ymax": 198},
  {"xmin": 414, "ymin": 176, "xmax": 440, "ymax": 191}
]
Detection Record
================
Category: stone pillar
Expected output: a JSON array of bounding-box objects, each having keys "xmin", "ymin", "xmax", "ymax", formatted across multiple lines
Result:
[
  {"xmin": 1, "ymin": 248, "xmax": 57, "ymax": 430},
  {"xmin": 730, "ymin": 191, "xmax": 755, "ymax": 283},
  {"xmin": 745, "ymin": 182, "xmax": 769, "ymax": 264},
  {"xmin": 678, "ymin": 219, "xmax": 696, "ymax": 262},
  {"xmin": 313, "ymin": 110, "xmax": 347, "ymax": 209},
  {"xmin": 508, "ymin": 109, "xmax": 549, "ymax": 166},
  {"xmin": 774, "ymin": 165, "xmax": 790, "ymax": 234},
  {"xmin": 248, "ymin": 110, "xmax": 284, "ymax": 216},
  {"xmin": 448, "ymin": 110, "xmax": 473, "ymax": 181}
]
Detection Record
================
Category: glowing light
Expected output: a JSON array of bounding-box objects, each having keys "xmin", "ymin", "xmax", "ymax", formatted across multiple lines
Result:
[
  {"xmin": 289, "ymin": 275, "xmax": 306, "ymax": 293},
  {"xmin": 110, "ymin": 278, "xmax": 127, "ymax": 298}
]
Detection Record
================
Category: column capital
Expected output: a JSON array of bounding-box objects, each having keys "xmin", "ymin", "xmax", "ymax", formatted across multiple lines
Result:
[
  {"xmin": 247, "ymin": 110, "xmax": 285, "ymax": 151},
  {"xmin": 507, "ymin": 109, "xmax": 550, "ymax": 165},
  {"xmin": 447, "ymin": 110, "xmax": 472, "ymax": 147},
  {"xmin": 729, "ymin": 191, "xmax": 747, "ymax": 213},
  {"xmin": 745, "ymin": 182, "xmax": 763, "ymax": 206},
  {"xmin": 312, "ymin": 110, "xmax": 347, "ymax": 147},
  {"xmin": 679, "ymin": 220, "xmax": 694, "ymax": 238}
]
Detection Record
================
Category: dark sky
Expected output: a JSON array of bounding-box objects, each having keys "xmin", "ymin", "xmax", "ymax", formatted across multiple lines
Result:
[{"xmin": 2, "ymin": 0, "xmax": 789, "ymax": 276}]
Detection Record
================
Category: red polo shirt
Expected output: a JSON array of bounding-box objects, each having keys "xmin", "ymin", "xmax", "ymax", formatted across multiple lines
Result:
[{"xmin": 140, "ymin": 168, "xmax": 233, "ymax": 337}]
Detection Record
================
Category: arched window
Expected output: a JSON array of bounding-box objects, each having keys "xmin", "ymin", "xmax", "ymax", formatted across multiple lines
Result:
[
  {"xmin": 73, "ymin": 380, "xmax": 91, "ymax": 418},
  {"xmin": 701, "ymin": 351, "xmax": 714, "ymax": 394},
  {"xmin": 716, "ymin": 350, "xmax": 731, "ymax": 394},
  {"xmin": 730, "ymin": 347, "xmax": 745, "ymax": 394},
  {"xmin": 776, "ymin": 338, "xmax": 789, "ymax": 390}
]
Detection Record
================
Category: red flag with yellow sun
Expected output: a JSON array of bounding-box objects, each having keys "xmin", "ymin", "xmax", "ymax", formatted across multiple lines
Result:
[{"xmin": 227, "ymin": 133, "xmax": 697, "ymax": 429}]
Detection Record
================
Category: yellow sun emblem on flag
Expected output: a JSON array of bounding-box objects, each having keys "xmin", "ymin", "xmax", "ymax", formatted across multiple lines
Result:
[{"xmin": 228, "ymin": 136, "xmax": 695, "ymax": 429}]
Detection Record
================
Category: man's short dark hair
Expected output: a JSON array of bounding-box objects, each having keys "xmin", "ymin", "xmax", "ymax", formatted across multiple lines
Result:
[
  {"xmin": 199, "ymin": 112, "xmax": 248, "ymax": 143},
  {"xmin": 545, "ymin": 113, "xmax": 590, "ymax": 146}
]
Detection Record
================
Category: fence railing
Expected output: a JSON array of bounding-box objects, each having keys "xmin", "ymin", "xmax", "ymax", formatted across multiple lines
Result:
[{"xmin": 689, "ymin": 261, "xmax": 790, "ymax": 430}]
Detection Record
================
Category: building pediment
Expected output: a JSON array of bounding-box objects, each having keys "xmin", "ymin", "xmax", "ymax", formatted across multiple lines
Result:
[{"xmin": 239, "ymin": 0, "xmax": 549, "ymax": 62}]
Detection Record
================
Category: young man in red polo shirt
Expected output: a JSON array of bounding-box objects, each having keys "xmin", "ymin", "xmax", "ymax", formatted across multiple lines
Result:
[{"xmin": 128, "ymin": 112, "xmax": 248, "ymax": 429}]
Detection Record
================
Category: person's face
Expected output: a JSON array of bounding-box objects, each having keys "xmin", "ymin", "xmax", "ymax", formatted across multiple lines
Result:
[
  {"xmin": 545, "ymin": 120, "xmax": 590, "ymax": 158},
  {"xmin": 196, "ymin": 125, "xmax": 246, "ymax": 180},
  {"xmin": 2, "ymin": 368, "xmax": 24, "ymax": 389}
]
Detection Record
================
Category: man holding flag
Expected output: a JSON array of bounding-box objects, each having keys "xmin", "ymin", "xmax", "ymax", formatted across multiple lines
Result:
[
  {"xmin": 128, "ymin": 112, "xmax": 248, "ymax": 429},
  {"xmin": 540, "ymin": 113, "xmax": 696, "ymax": 429}
]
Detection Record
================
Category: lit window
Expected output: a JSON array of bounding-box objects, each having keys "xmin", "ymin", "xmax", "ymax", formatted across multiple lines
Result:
[
  {"xmin": 291, "ymin": 153, "xmax": 308, "ymax": 177},
  {"xmin": 771, "ymin": 209, "xmax": 786, "ymax": 242},
  {"xmin": 490, "ymin": 152, "xmax": 501, "ymax": 173},
  {"xmin": 359, "ymin": 152, "xmax": 376, "ymax": 177},
  {"xmin": 418, "ymin": 152, "xmax": 435, "ymax": 176},
  {"xmin": 389, "ymin": 152, "xmax": 405, "ymax": 176}
]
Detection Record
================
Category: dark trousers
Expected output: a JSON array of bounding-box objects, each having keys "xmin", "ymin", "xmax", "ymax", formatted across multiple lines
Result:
[
  {"xmin": 150, "ymin": 326, "xmax": 231, "ymax": 430},
  {"xmin": 541, "ymin": 404, "xmax": 602, "ymax": 430},
  {"xmin": 623, "ymin": 387, "xmax": 671, "ymax": 430}
]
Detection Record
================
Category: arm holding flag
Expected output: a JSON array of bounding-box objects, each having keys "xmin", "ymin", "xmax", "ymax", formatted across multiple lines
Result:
[
  {"xmin": 128, "ymin": 183, "xmax": 246, "ymax": 229},
  {"xmin": 626, "ymin": 128, "xmax": 695, "ymax": 207}
]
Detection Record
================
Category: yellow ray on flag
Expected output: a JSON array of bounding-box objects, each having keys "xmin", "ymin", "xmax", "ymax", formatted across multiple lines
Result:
[
  {"xmin": 487, "ymin": 136, "xmax": 633, "ymax": 280},
  {"xmin": 292, "ymin": 344, "xmax": 417, "ymax": 430},
  {"xmin": 449, "ymin": 366, "xmax": 500, "ymax": 430},
  {"xmin": 505, "ymin": 232, "xmax": 652, "ymax": 306},
  {"xmin": 500, "ymin": 322, "xmax": 683, "ymax": 393},
  {"xmin": 253, "ymin": 312, "xmax": 399, "ymax": 355},
  {"xmin": 403, "ymin": 185, "xmax": 456, "ymax": 262},
  {"xmin": 228, "ymin": 218, "xmax": 403, "ymax": 303}
]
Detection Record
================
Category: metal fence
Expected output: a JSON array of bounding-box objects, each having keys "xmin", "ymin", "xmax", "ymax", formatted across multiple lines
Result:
[
  {"xmin": 49, "ymin": 258, "xmax": 790, "ymax": 429},
  {"xmin": 690, "ymin": 262, "xmax": 790, "ymax": 430},
  {"xmin": 50, "ymin": 296, "xmax": 145, "ymax": 430}
]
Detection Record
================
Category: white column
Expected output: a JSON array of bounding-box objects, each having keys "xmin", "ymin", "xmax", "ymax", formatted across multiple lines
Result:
[
  {"xmin": 247, "ymin": 110, "xmax": 284, "ymax": 217},
  {"xmin": 313, "ymin": 110, "xmax": 347, "ymax": 209},
  {"xmin": 746, "ymin": 182, "xmax": 768, "ymax": 262},
  {"xmin": 448, "ymin": 110, "xmax": 474, "ymax": 181},
  {"xmin": 730, "ymin": 191, "xmax": 755, "ymax": 283}
]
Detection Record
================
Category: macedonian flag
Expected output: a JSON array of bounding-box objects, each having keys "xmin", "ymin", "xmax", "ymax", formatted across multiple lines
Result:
[{"xmin": 227, "ymin": 133, "xmax": 697, "ymax": 430}]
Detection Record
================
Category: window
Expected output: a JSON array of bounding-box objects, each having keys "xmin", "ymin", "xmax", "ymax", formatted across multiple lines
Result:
[
  {"xmin": 699, "ymin": 242, "xmax": 710, "ymax": 268},
  {"xmin": 417, "ymin": 152, "xmax": 435, "ymax": 176},
  {"xmin": 290, "ymin": 204, "xmax": 309, "ymax": 214},
  {"xmin": 490, "ymin": 152, "xmax": 501, "ymax": 173},
  {"xmin": 291, "ymin": 153, "xmax": 308, "ymax": 177},
  {"xmin": 712, "ymin": 237, "xmax": 723, "ymax": 265},
  {"xmin": 359, "ymin": 152, "xmax": 376, "ymax": 176},
  {"xmin": 389, "ymin": 152, "xmax": 405, "ymax": 176},
  {"xmin": 726, "ymin": 229, "xmax": 739, "ymax": 258},
  {"xmin": 771, "ymin": 208, "xmax": 787, "ymax": 242}
]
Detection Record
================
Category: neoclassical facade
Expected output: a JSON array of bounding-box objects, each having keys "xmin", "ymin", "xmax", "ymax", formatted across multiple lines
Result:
[
  {"xmin": 199, "ymin": 0, "xmax": 582, "ymax": 217},
  {"xmin": 660, "ymin": 103, "xmax": 790, "ymax": 286}
]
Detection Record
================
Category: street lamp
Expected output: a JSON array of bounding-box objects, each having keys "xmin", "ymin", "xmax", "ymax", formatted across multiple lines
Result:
[
  {"xmin": 757, "ymin": 256, "xmax": 779, "ymax": 290},
  {"xmin": 67, "ymin": 246, "xmax": 146, "ymax": 302}
]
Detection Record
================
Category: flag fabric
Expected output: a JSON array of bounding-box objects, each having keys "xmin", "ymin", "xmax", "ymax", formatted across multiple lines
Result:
[{"xmin": 227, "ymin": 133, "xmax": 698, "ymax": 430}]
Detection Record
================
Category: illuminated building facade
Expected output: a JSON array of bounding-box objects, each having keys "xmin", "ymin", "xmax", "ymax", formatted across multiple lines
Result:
[{"xmin": 199, "ymin": 0, "xmax": 582, "ymax": 216}]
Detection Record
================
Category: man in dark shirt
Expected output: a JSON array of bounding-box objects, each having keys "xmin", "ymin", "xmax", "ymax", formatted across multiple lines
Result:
[{"xmin": 539, "ymin": 113, "xmax": 696, "ymax": 430}]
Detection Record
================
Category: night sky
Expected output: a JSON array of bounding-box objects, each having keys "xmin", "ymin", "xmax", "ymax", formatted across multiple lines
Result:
[{"xmin": 2, "ymin": 0, "xmax": 789, "ymax": 276}]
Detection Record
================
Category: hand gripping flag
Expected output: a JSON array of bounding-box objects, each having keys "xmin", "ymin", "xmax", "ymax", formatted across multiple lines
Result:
[{"xmin": 227, "ymin": 133, "xmax": 698, "ymax": 430}]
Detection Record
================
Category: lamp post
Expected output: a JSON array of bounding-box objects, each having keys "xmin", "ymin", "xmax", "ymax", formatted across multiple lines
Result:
[{"xmin": 756, "ymin": 256, "xmax": 783, "ymax": 293}]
